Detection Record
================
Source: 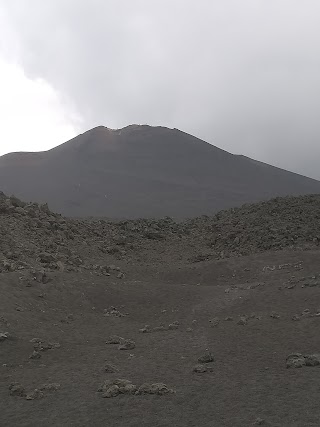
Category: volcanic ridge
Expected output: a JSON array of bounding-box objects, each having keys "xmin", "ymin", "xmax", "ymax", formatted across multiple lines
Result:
[{"xmin": 1, "ymin": 125, "xmax": 320, "ymax": 218}]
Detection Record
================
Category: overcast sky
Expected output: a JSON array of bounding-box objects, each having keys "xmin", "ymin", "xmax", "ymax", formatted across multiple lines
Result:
[{"xmin": 0, "ymin": 0, "xmax": 320, "ymax": 179}]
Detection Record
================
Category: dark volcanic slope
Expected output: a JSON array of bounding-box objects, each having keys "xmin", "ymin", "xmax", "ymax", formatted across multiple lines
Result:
[{"xmin": 1, "ymin": 124, "xmax": 320, "ymax": 218}]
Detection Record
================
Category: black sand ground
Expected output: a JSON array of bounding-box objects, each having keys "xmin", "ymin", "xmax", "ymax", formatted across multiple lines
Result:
[{"xmin": 1, "ymin": 192, "xmax": 320, "ymax": 426}]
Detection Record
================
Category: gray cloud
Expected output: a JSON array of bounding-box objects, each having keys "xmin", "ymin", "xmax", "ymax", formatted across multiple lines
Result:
[{"xmin": 2, "ymin": 0, "xmax": 320, "ymax": 179}]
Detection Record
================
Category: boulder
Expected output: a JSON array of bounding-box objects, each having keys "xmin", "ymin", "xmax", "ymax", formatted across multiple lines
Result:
[
  {"xmin": 102, "ymin": 385, "xmax": 120, "ymax": 398},
  {"xmin": 304, "ymin": 354, "xmax": 320, "ymax": 367},
  {"xmin": 9, "ymin": 383, "xmax": 26, "ymax": 397},
  {"xmin": 137, "ymin": 383, "xmax": 174, "ymax": 395},
  {"xmin": 286, "ymin": 353, "xmax": 306, "ymax": 368},
  {"xmin": 106, "ymin": 335, "xmax": 123, "ymax": 345}
]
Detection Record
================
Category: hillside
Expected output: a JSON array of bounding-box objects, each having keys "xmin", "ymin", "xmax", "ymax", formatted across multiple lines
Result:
[
  {"xmin": 1, "ymin": 125, "xmax": 320, "ymax": 218},
  {"xmin": 1, "ymin": 192, "xmax": 320, "ymax": 426}
]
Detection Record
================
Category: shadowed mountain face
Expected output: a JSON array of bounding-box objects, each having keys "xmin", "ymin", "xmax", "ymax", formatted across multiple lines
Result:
[{"xmin": 1, "ymin": 124, "xmax": 320, "ymax": 218}]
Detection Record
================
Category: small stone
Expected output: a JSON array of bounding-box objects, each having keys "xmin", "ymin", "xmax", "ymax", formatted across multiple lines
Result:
[
  {"xmin": 198, "ymin": 352, "xmax": 214, "ymax": 364},
  {"xmin": 39, "ymin": 383, "xmax": 61, "ymax": 391},
  {"xmin": 121, "ymin": 383, "xmax": 137, "ymax": 394},
  {"xmin": 106, "ymin": 335, "xmax": 123, "ymax": 345},
  {"xmin": 34, "ymin": 341, "xmax": 53, "ymax": 351},
  {"xmin": 2, "ymin": 260, "xmax": 15, "ymax": 272},
  {"xmin": 137, "ymin": 383, "xmax": 174, "ymax": 395},
  {"xmin": 193, "ymin": 364, "xmax": 207, "ymax": 373},
  {"xmin": 25, "ymin": 389, "xmax": 44, "ymax": 400},
  {"xmin": 49, "ymin": 342, "xmax": 61, "ymax": 349},
  {"xmin": 32, "ymin": 270, "xmax": 50, "ymax": 284},
  {"xmin": 270, "ymin": 312, "xmax": 280, "ymax": 319},
  {"xmin": 237, "ymin": 316, "xmax": 248, "ymax": 325},
  {"xmin": 286, "ymin": 353, "xmax": 306, "ymax": 368},
  {"xmin": 9, "ymin": 382, "xmax": 26, "ymax": 397},
  {"xmin": 304, "ymin": 354, "xmax": 320, "ymax": 366},
  {"xmin": 301, "ymin": 309, "xmax": 311, "ymax": 317},
  {"xmin": 102, "ymin": 385, "xmax": 120, "ymax": 398},
  {"xmin": 30, "ymin": 338, "xmax": 42, "ymax": 343},
  {"xmin": 98, "ymin": 380, "xmax": 112, "ymax": 392},
  {"xmin": 56, "ymin": 261, "xmax": 65, "ymax": 271},
  {"xmin": 253, "ymin": 418, "xmax": 266, "ymax": 425},
  {"xmin": 209, "ymin": 317, "xmax": 219, "ymax": 327},
  {"xmin": 139, "ymin": 325, "xmax": 151, "ymax": 333},
  {"xmin": 118, "ymin": 339, "xmax": 135, "ymax": 350},
  {"xmin": 153, "ymin": 324, "xmax": 168, "ymax": 332},
  {"xmin": 29, "ymin": 350, "xmax": 41, "ymax": 359},
  {"xmin": 105, "ymin": 363, "xmax": 119, "ymax": 373},
  {"xmin": 168, "ymin": 323, "xmax": 179, "ymax": 330},
  {"xmin": 113, "ymin": 379, "xmax": 136, "ymax": 394},
  {"xmin": 104, "ymin": 307, "xmax": 126, "ymax": 317},
  {"xmin": 39, "ymin": 252, "xmax": 56, "ymax": 264},
  {"xmin": 0, "ymin": 332, "xmax": 9, "ymax": 342}
]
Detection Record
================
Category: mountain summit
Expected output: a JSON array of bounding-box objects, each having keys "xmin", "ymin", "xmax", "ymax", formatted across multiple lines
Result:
[{"xmin": 1, "ymin": 125, "xmax": 320, "ymax": 218}]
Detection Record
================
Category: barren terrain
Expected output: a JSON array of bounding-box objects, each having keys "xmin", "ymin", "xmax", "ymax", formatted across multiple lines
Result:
[{"xmin": 1, "ymin": 192, "xmax": 320, "ymax": 426}]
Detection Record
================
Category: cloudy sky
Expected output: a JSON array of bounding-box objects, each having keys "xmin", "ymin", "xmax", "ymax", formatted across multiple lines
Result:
[{"xmin": 0, "ymin": 0, "xmax": 320, "ymax": 179}]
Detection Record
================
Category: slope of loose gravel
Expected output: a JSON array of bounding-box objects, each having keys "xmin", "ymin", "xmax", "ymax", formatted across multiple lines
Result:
[{"xmin": 1, "ymin": 192, "xmax": 320, "ymax": 426}]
